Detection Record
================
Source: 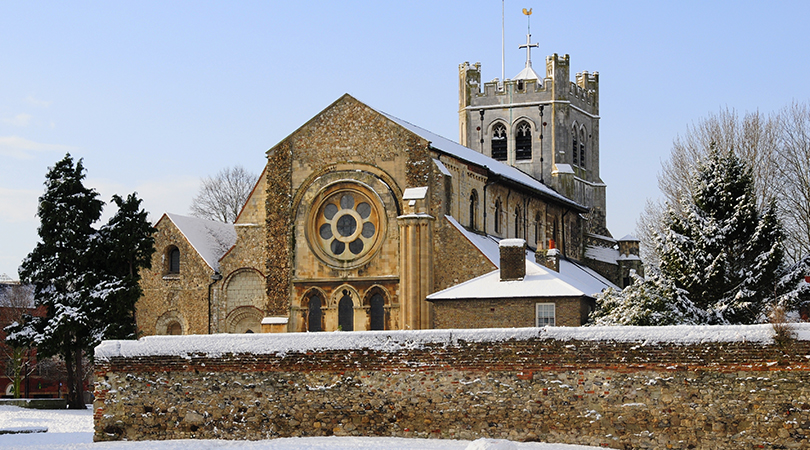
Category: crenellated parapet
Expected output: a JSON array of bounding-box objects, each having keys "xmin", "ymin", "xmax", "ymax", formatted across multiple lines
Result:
[{"xmin": 571, "ymin": 71, "xmax": 599, "ymax": 113}]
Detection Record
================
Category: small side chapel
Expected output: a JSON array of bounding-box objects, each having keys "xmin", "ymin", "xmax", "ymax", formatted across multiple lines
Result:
[{"xmin": 136, "ymin": 33, "xmax": 641, "ymax": 336}]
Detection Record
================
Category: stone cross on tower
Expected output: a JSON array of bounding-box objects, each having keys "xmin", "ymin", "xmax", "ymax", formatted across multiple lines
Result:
[{"xmin": 515, "ymin": 8, "xmax": 539, "ymax": 80}]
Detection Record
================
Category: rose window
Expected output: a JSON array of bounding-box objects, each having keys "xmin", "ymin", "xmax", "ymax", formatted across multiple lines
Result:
[{"xmin": 312, "ymin": 187, "xmax": 381, "ymax": 264}]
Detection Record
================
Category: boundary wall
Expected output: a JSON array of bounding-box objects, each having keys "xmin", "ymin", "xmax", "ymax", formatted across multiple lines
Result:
[{"xmin": 93, "ymin": 325, "xmax": 810, "ymax": 449}]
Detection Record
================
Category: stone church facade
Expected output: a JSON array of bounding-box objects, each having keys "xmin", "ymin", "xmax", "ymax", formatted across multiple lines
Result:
[{"xmin": 136, "ymin": 50, "xmax": 642, "ymax": 336}]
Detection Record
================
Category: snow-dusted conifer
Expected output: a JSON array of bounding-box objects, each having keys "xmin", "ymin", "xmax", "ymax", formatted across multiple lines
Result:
[
  {"xmin": 656, "ymin": 147, "xmax": 783, "ymax": 324},
  {"xmin": 18, "ymin": 154, "xmax": 104, "ymax": 408},
  {"xmin": 94, "ymin": 193, "xmax": 155, "ymax": 340},
  {"xmin": 590, "ymin": 272, "xmax": 703, "ymax": 326}
]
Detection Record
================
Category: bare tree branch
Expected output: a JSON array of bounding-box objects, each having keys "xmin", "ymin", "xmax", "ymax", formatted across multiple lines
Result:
[
  {"xmin": 776, "ymin": 101, "xmax": 810, "ymax": 262},
  {"xmin": 189, "ymin": 166, "xmax": 259, "ymax": 223}
]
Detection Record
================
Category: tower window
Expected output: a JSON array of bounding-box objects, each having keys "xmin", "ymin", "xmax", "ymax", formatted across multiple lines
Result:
[
  {"xmin": 579, "ymin": 129, "xmax": 587, "ymax": 168},
  {"xmin": 491, "ymin": 123, "xmax": 507, "ymax": 161},
  {"xmin": 515, "ymin": 122, "xmax": 532, "ymax": 160},
  {"xmin": 572, "ymin": 128, "xmax": 579, "ymax": 166}
]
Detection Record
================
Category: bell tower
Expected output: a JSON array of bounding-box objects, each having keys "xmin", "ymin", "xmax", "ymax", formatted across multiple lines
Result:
[{"xmin": 458, "ymin": 12, "xmax": 607, "ymax": 235}]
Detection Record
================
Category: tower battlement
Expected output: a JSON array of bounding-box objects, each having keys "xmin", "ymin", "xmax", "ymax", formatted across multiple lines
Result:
[{"xmin": 460, "ymin": 54, "xmax": 598, "ymax": 116}]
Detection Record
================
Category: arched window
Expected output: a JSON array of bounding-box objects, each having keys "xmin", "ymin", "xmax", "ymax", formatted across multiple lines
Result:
[
  {"xmin": 491, "ymin": 123, "xmax": 507, "ymax": 161},
  {"xmin": 494, "ymin": 199, "xmax": 502, "ymax": 234},
  {"xmin": 338, "ymin": 290, "xmax": 354, "ymax": 331},
  {"xmin": 167, "ymin": 322, "xmax": 182, "ymax": 335},
  {"xmin": 308, "ymin": 295, "xmax": 322, "ymax": 332},
  {"xmin": 369, "ymin": 293, "xmax": 385, "ymax": 330},
  {"xmin": 579, "ymin": 128, "xmax": 587, "ymax": 168},
  {"xmin": 572, "ymin": 127, "xmax": 579, "ymax": 166},
  {"xmin": 534, "ymin": 213, "xmax": 542, "ymax": 247},
  {"xmin": 469, "ymin": 189, "xmax": 479, "ymax": 230},
  {"xmin": 167, "ymin": 246, "xmax": 180, "ymax": 274},
  {"xmin": 515, "ymin": 121, "xmax": 532, "ymax": 160},
  {"xmin": 514, "ymin": 207, "xmax": 522, "ymax": 238}
]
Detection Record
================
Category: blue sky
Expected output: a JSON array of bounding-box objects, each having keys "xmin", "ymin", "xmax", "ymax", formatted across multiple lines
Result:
[{"xmin": 2, "ymin": 1, "xmax": 809, "ymax": 279}]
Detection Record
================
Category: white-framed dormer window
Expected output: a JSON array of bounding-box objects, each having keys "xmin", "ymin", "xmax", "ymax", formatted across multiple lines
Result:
[{"xmin": 536, "ymin": 303, "xmax": 556, "ymax": 327}]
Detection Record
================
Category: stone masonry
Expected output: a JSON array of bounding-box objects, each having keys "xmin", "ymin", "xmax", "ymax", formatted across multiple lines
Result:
[{"xmin": 95, "ymin": 326, "xmax": 810, "ymax": 449}]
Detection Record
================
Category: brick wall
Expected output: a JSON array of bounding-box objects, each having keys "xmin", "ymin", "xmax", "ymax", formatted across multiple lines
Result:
[
  {"xmin": 94, "ymin": 326, "xmax": 810, "ymax": 448},
  {"xmin": 431, "ymin": 297, "xmax": 592, "ymax": 328}
]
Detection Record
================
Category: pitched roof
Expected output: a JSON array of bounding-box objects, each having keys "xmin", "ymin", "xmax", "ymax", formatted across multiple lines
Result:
[
  {"xmin": 162, "ymin": 213, "xmax": 237, "ymax": 272},
  {"xmin": 370, "ymin": 104, "xmax": 586, "ymax": 211},
  {"xmin": 430, "ymin": 216, "xmax": 617, "ymax": 301}
]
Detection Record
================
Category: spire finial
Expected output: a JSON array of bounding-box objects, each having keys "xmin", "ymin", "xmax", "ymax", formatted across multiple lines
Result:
[{"xmin": 519, "ymin": 8, "xmax": 538, "ymax": 70}]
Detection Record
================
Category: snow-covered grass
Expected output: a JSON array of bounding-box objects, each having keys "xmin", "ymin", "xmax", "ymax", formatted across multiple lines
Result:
[{"xmin": 0, "ymin": 405, "xmax": 601, "ymax": 450}]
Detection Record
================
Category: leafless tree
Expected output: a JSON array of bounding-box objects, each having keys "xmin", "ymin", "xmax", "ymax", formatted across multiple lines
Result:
[
  {"xmin": 0, "ymin": 283, "xmax": 37, "ymax": 398},
  {"xmin": 776, "ymin": 101, "xmax": 810, "ymax": 262},
  {"xmin": 638, "ymin": 108, "xmax": 780, "ymax": 263},
  {"xmin": 189, "ymin": 166, "xmax": 259, "ymax": 223}
]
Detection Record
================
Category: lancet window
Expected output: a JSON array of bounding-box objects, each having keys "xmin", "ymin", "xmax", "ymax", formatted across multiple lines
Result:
[
  {"xmin": 491, "ymin": 123, "xmax": 507, "ymax": 161},
  {"xmin": 515, "ymin": 121, "xmax": 532, "ymax": 160}
]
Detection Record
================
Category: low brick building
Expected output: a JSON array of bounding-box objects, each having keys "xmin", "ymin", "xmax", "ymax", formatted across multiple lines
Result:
[{"xmin": 428, "ymin": 238, "xmax": 601, "ymax": 328}]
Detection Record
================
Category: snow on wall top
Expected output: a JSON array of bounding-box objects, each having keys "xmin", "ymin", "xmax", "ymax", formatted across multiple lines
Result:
[
  {"xmin": 165, "ymin": 213, "xmax": 237, "ymax": 272},
  {"xmin": 95, "ymin": 324, "xmax": 808, "ymax": 361},
  {"xmin": 375, "ymin": 109, "xmax": 585, "ymax": 211}
]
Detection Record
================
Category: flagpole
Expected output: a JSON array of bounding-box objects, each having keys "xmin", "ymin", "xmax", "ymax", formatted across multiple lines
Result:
[{"xmin": 501, "ymin": 0, "xmax": 505, "ymax": 84}]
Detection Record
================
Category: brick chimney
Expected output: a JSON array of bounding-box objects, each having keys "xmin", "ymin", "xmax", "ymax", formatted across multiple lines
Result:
[
  {"xmin": 499, "ymin": 239, "xmax": 526, "ymax": 281},
  {"xmin": 543, "ymin": 239, "xmax": 560, "ymax": 272}
]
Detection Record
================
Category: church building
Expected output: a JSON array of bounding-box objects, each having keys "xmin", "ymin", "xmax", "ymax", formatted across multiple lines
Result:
[{"xmin": 136, "ymin": 33, "xmax": 641, "ymax": 336}]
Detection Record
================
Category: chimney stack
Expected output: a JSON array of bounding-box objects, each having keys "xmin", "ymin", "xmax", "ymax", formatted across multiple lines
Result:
[
  {"xmin": 542, "ymin": 239, "xmax": 560, "ymax": 272},
  {"xmin": 499, "ymin": 239, "xmax": 526, "ymax": 281}
]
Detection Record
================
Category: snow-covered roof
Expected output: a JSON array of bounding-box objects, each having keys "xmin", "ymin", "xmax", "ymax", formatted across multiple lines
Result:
[
  {"xmin": 585, "ymin": 245, "xmax": 620, "ymax": 265},
  {"xmin": 95, "ymin": 324, "xmax": 806, "ymax": 361},
  {"xmin": 374, "ymin": 108, "xmax": 585, "ymax": 211},
  {"xmin": 163, "ymin": 213, "xmax": 237, "ymax": 272},
  {"xmin": 442, "ymin": 216, "xmax": 617, "ymax": 298},
  {"xmin": 618, "ymin": 234, "xmax": 639, "ymax": 242},
  {"xmin": 433, "ymin": 158, "xmax": 451, "ymax": 176},
  {"xmin": 428, "ymin": 260, "xmax": 594, "ymax": 300},
  {"xmin": 0, "ymin": 273, "xmax": 16, "ymax": 283}
]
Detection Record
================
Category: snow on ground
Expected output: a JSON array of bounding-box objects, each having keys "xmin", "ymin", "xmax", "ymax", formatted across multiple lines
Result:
[{"xmin": 0, "ymin": 405, "xmax": 601, "ymax": 450}]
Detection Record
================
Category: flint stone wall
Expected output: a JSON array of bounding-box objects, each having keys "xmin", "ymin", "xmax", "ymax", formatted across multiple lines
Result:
[{"xmin": 94, "ymin": 326, "xmax": 810, "ymax": 449}]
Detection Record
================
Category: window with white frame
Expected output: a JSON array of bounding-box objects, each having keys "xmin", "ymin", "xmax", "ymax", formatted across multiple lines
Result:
[{"xmin": 536, "ymin": 303, "xmax": 556, "ymax": 327}]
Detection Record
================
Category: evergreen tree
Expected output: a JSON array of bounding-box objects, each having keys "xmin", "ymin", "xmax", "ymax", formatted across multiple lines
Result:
[
  {"xmin": 590, "ymin": 272, "xmax": 704, "ymax": 326},
  {"xmin": 656, "ymin": 148, "xmax": 783, "ymax": 324},
  {"xmin": 16, "ymin": 154, "xmax": 155, "ymax": 408},
  {"xmin": 95, "ymin": 194, "xmax": 155, "ymax": 339}
]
